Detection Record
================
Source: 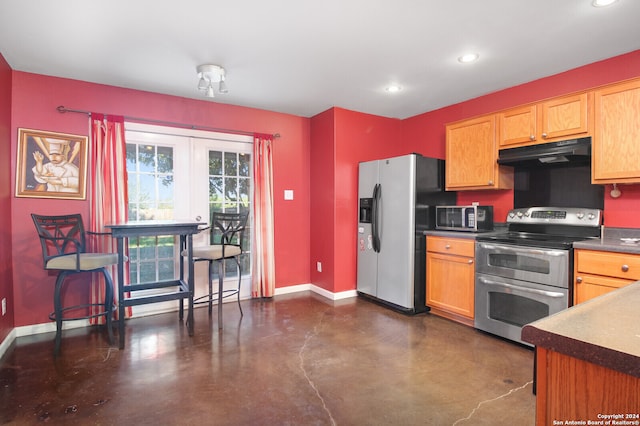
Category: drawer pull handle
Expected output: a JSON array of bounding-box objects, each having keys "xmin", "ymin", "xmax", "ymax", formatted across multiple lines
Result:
[
  {"xmin": 576, "ymin": 276, "xmax": 583, "ymax": 283},
  {"xmin": 468, "ymin": 259, "xmax": 473, "ymax": 264},
  {"xmin": 445, "ymin": 244, "xmax": 451, "ymax": 249},
  {"xmin": 621, "ymin": 264, "xmax": 629, "ymax": 272}
]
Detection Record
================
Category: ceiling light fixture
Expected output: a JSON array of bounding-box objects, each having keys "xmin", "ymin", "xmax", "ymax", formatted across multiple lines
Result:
[
  {"xmin": 386, "ymin": 84, "xmax": 402, "ymax": 93},
  {"xmin": 196, "ymin": 64, "xmax": 228, "ymax": 98},
  {"xmin": 458, "ymin": 53, "xmax": 480, "ymax": 64},
  {"xmin": 592, "ymin": 0, "xmax": 618, "ymax": 7}
]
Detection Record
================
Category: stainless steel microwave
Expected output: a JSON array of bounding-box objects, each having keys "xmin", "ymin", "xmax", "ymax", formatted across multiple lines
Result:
[{"xmin": 435, "ymin": 205, "xmax": 494, "ymax": 232}]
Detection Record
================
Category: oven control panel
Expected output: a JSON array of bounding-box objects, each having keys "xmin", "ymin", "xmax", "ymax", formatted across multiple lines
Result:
[{"xmin": 507, "ymin": 207, "xmax": 602, "ymax": 226}]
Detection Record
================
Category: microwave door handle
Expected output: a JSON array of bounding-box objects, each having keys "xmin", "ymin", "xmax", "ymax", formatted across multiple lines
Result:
[
  {"xmin": 478, "ymin": 243, "xmax": 566, "ymax": 257},
  {"xmin": 372, "ymin": 184, "xmax": 381, "ymax": 253},
  {"xmin": 478, "ymin": 277, "xmax": 566, "ymax": 298}
]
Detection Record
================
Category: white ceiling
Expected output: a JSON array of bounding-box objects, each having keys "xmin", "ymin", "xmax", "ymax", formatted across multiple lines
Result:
[{"xmin": 1, "ymin": 0, "xmax": 639, "ymax": 119}]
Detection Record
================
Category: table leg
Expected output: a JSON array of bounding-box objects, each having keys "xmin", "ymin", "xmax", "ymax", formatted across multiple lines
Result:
[
  {"xmin": 117, "ymin": 236, "xmax": 126, "ymax": 349},
  {"xmin": 179, "ymin": 235, "xmax": 185, "ymax": 321},
  {"xmin": 187, "ymin": 233, "xmax": 194, "ymax": 336}
]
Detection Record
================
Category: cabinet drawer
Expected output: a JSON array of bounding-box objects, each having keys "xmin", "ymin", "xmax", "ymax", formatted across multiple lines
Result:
[
  {"xmin": 575, "ymin": 250, "xmax": 640, "ymax": 280},
  {"xmin": 427, "ymin": 236, "xmax": 475, "ymax": 257}
]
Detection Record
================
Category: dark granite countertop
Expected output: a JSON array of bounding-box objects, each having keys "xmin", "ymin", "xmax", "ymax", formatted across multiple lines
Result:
[
  {"xmin": 521, "ymin": 280, "xmax": 640, "ymax": 378},
  {"xmin": 574, "ymin": 227, "xmax": 640, "ymax": 254}
]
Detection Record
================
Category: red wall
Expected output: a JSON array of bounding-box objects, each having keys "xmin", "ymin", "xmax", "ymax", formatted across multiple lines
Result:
[
  {"xmin": 0, "ymin": 54, "xmax": 14, "ymax": 342},
  {"xmin": 333, "ymin": 109, "xmax": 404, "ymax": 293},
  {"xmin": 310, "ymin": 107, "xmax": 431, "ymax": 293},
  {"xmin": 309, "ymin": 109, "xmax": 336, "ymax": 292},
  {"xmin": 404, "ymin": 49, "xmax": 640, "ymax": 226},
  {"xmin": 10, "ymin": 72, "xmax": 311, "ymax": 327}
]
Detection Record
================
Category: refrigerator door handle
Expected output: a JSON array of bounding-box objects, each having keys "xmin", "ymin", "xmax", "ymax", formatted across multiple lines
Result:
[{"xmin": 372, "ymin": 183, "xmax": 381, "ymax": 253}]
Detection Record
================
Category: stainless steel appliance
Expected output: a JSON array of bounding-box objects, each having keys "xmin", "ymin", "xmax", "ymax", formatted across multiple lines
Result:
[
  {"xmin": 497, "ymin": 137, "xmax": 591, "ymax": 168},
  {"xmin": 474, "ymin": 207, "xmax": 602, "ymax": 346},
  {"xmin": 357, "ymin": 153, "xmax": 455, "ymax": 314},
  {"xmin": 435, "ymin": 205, "xmax": 493, "ymax": 232}
]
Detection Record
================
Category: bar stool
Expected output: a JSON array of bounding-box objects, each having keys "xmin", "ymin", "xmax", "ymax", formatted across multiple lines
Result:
[
  {"xmin": 188, "ymin": 211, "xmax": 249, "ymax": 328},
  {"xmin": 31, "ymin": 213, "xmax": 117, "ymax": 355}
]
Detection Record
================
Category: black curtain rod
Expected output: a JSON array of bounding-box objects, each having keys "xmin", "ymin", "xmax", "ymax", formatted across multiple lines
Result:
[{"xmin": 56, "ymin": 106, "xmax": 280, "ymax": 138}]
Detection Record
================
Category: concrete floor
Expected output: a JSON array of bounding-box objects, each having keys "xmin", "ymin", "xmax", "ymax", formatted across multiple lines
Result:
[{"xmin": 0, "ymin": 292, "xmax": 535, "ymax": 425}]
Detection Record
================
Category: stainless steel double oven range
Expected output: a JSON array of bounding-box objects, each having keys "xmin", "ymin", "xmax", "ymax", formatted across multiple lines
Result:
[{"xmin": 474, "ymin": 207, "xmax": 602, "ymax": 346}]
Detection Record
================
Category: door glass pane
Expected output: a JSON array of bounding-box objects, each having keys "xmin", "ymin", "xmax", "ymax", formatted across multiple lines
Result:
[
  {"xmin": 209, "ymin": 151, "xmax": 222, "ymax": 175},
  {"xmin": 126, "ymin": 142, "xmax": 177, "ymax": 285},
  {"xmin": 239, "ymin": 153, "xmax": 250, "ymax": 177},
  {"xmin": 207, "ymin": 148, "xmax": 252, "ymax": 279}
]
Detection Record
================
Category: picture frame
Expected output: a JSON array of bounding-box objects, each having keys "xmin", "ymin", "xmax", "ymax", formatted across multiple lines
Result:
[{"xmin": 15, "ymin": 128, "xmax": 88, "ymax": 200}]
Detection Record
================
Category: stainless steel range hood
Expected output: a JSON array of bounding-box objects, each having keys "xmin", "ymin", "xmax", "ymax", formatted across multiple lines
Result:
[{"xmin": 498, "ymin": 137, "xmax": 591, "ymax": 168}]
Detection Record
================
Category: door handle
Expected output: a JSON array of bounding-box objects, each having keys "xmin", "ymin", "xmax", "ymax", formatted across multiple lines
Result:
[{"xmin": 477, "ymin": 277, "xmax": 565, "ymax": 298}]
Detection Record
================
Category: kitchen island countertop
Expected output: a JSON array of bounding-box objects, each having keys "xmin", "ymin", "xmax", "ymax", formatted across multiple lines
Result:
[{"xmin": 522, "ymin": 280, "xmax": 640, "ymax": 378}]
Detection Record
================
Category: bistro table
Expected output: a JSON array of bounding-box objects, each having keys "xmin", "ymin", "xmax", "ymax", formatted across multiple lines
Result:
[{"xmin": 106, "ymin": 220, "xmax": 204, "ymax": 349}]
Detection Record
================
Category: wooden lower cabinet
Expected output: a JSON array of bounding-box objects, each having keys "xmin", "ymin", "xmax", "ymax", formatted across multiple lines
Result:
[
  {"xmin": 574, "ymin": 249, "xmax": 640, "ymax": 304},
  {"xmin": 534, "ymin": 348, "xmax": 640, "ymax": 426},
  {"xmin": 426, "ymin": 236, "xmax": 475, "ymax": 326}
]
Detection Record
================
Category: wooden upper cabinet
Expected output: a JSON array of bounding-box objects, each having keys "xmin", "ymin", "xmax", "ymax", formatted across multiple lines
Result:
[
  {"xmin": 539, "ymin": 93, "xmax": 590, "ymax": 141},
  {"xmin": 592, "ymin": 79, "xmax": 640, "ymax": 183},
  {"xmin": 498, "ymin": 105, "xmax": 537, "ymax": 148},
  {"xmin": 498, "ymin": 93, "xmax": 590, "ymax": 148},
  {"xmin": 445, "ymin": 114, "xmax": 513, "ymax": 190}
]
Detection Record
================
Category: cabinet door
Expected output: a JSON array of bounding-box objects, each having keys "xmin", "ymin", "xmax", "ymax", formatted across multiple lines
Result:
[
  {"xmin": 574, "ymin": 274, "xmax": 632, "ymax": 305},
  {"xmin": 445, "ymin": 115, "xmax": 512, "ymax": 190},
  {"xmin": 499, "ymin": 105, "xmax": 537, "ymax": 147},
  {"xmin": 593, "ymin": 79, "xmax": 640, "ymax": 183},
  {"xmin": 426, "ymin": 252, "xmax": 474, "ymax": 318},
  {"xmin": 539, "ymin": 93, "xmax": 590, "ymax": 141}
]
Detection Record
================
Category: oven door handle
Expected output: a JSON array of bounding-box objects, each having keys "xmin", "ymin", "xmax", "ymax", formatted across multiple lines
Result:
[
  {"xmin": 477, "ymin": 243, "xmax": 566, "ymax": 257},
  {"xmin": 477, "ymin": 277, "xmax": 566, "ymax": 298}
]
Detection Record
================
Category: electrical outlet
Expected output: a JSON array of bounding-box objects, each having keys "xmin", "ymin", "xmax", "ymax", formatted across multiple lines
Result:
[
  {"xmin": 1, "ymin": 298, "xmax": 6, "ymax": 316},
  {"xmin": 316, "ymin": 262, "xmax": 322, "ymax": 272}
]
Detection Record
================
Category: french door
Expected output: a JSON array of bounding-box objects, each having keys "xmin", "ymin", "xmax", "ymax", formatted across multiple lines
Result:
[{"xmin": 124, "ymin": 123, "xmax": 253, "ymax": 316}]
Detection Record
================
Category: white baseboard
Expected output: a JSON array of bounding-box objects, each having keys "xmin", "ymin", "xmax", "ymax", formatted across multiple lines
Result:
[
  {"xmin": 15, "ymin": 319, "xmax": 90, "ymax": 338},
  {"xmin": 275, "ymin": 283, "xmax": 358, "ymax": 301},
  {"xmin": 0, "ymin": 284, "xmax": 357, "ymax": 360},
  {"xmin": 0, "ymin": 328, "xmax": 17, "ymax": 360}
]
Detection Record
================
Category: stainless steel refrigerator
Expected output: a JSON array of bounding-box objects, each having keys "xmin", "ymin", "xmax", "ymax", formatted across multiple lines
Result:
[{"xmin": 357, "ymin": 153, "xmax": 456, "ymax": 313}]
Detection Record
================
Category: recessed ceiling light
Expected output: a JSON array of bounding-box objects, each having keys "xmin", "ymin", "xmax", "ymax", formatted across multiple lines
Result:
[
  {"xmin": 592, "ymin": 0, "xmax": 618, "ymax": 6},
  {"xmin": 385, "ymin": 85, "xmax": 402, "ymax": 93},
  {"xmin": 458, "ymin": 53, "xmax": 479, "ymax": 64}
]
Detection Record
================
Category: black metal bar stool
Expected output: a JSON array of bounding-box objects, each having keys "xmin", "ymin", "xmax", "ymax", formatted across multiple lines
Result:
[
  {"xmin": 32, "ymin": 213, "xmax": 118, "ymax": 355},
  {"xmin": 186, "ymin": 211, "xmax": 249, "ymax": 328}
]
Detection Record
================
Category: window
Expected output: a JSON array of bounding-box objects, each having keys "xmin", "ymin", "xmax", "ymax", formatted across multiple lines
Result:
[
  {"xmin": 124, "ymin": 123, "xmax": 252, "ymax": 315},
  {"xmin": 207, "ymin": 150, "xmax": 252, "ymax": 276}
]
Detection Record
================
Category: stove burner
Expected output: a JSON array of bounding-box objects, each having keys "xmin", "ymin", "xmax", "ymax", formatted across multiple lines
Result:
[{"xmin": 478, "ymin": 206, "xmax": 603, "ymax": 250}]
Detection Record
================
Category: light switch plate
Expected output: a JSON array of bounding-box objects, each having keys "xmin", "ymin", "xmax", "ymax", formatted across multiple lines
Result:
[{"xmin": 284, "ymin": 190, "xmax": 294, "ymax": 200}]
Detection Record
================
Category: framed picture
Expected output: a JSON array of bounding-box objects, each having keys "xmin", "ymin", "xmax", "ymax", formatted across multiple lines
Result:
[{"xmin": 15, "ymin": 128, "xmax": 88, "ymax": 200}]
